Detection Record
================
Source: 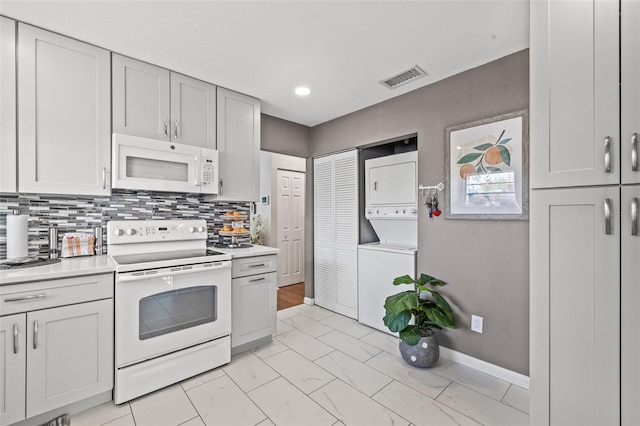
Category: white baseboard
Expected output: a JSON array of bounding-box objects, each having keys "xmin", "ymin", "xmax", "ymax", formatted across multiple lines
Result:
[
  {"xmin": 303, "ymin": 297, "xmax": 314, "ymax": 305},
  {"xmin": 439, "ymin": 346, "xmax": 530, "ymax": 390}
]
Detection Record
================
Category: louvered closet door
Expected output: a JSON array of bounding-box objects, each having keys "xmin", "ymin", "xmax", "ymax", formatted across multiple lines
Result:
[
  {"xmin": 314, "ymin": 156, "xmax": 335, "ymax": 311},
  {"xmin": 313, "ymin": 150, "xmax": 359, "ymax": 319}
]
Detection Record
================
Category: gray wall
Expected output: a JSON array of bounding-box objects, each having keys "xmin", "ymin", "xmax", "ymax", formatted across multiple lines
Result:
[
  {"xmin": 261, "ymin": 113, "xmax": 311, "ymax": 158},
  {"xmin": 310, "ymin": 50, "xmax": 530, "ymax": 375}
]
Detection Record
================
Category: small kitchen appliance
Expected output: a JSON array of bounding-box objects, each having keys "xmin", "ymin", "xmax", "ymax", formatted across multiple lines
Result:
[{"xmin": 107, "ymin": 219, "xmax": 232, "ymax": 404}]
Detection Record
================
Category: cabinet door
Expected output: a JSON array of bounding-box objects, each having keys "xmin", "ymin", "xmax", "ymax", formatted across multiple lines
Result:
[
  {"xmin": 170, "ymin": 72, "xmax": 216, "ymax": 149},
  {"xmin": 18, "ymin": 24, "xmax": 111, "ymax": 195},
  {"xmin": 112, "ymin": 54, "xmax": 170, "ymax": 140},
  {"xmin": 231, "ymin": 272, "xmax": 276, "ymax": 348},
  {"xmin": 530, "ymin": 187, "xmax": 620, "ymax": 425},
  {"xmin": 0, "ymin": 314, "xmax": 26, "ymax": 426},
  {"xmin": 0, "ymin": 17, "xmax": 16, "ymax": 193},
  {"xmin": 530, "ymin": 0, "xmax": 619, "ymax": 188},
  {"xmin": 622, "ymin": 0, "xmax": 640, "ymax": 185},
  {"xmin": 622, "ymin": 185, "xmax": 640, "ymax": 425},
  {"xmin": 26, "ymin": 299, "xmax": 113, "ymax": 418},
  {"xmin": 216, "ymin": 88, "xmax": 261, "ymax": 201}
]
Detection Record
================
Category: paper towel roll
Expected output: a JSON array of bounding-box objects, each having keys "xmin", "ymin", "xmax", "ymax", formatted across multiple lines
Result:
[{"xmin": 7, "ymin": 213, "xmax": 28, "ymax": 259}]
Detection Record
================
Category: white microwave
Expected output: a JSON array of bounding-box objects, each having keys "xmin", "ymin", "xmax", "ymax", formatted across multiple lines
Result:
[{"xmin": 112, "ymin": 133, "xmax": 219, "ymax": 194}]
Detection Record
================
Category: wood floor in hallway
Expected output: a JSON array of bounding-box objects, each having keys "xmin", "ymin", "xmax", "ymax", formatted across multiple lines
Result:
[{"xmin": 277, "ymin": 282, "xmax": 304, "ymax": 310}]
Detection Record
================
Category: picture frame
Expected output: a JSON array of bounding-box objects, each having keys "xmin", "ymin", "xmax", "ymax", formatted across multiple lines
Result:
[{"xmin": 444, "ymin": 110, "xmax": 529, "ymax": 220}]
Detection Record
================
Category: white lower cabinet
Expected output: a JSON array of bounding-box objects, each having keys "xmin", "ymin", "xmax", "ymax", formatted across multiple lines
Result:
[
  {"xmin": 0, "ymin": 274, "xmax": 113, "ymax": 426},
  {"xmin": 0, "ymin": 314, "xmax": 26, "ymax": 426},
  {"xmin": 530, "ymin": 186, "xmax": 640, "ymax": 425},
  {"xmin": 231, "ymin": 255, "xmax": 277, "ymax": 352}
]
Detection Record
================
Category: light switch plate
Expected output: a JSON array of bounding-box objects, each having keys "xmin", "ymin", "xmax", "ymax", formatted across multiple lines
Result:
[{"xmin": 471, "ymin": 315, "xmax": 483, "ymax": 333}]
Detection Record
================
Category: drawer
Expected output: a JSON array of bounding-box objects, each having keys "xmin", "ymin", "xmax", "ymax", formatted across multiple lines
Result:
[
  {"xmin": 0, "ymin": 273, "xmax": 113, "ymax": 316},
  {"xmin": 231, "ymin": 255, "xmax": 277, "ymax": 278}
]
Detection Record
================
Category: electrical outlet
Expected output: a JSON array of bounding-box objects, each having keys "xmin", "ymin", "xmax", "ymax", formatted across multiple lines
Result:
[{"xmin": 471, "ymin": 315, "xmax": 483, "ymax": 333}]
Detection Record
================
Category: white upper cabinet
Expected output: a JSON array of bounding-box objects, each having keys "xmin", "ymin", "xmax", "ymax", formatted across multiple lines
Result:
[
  {"xmin": 113, "ymin": 55, "xmax": 216, "ymax": 149},
  {"xmin": 622, "ymin": 0, "xmax": 640, "ymax": 185},
  {"xmin": 112, "ymin": 54, "xmax": 170, "ymax": 141},
  {"xmin": 530, "ymin": 0, "xmax": 619, "ymax": 188},
  {"xmin": 18, "ymin": 24, "xmax": 111, "ymax": 196},
  {"xmin": 0, "ymin": 17, "xmax": 16, "ymax": 193},
  {"xmin": 170, "ymin": 72, "xmax": 216, "ymax": 149},
  {"xmin": 216, "ymin": 87, "xmax": 261, "ymax": 201}
]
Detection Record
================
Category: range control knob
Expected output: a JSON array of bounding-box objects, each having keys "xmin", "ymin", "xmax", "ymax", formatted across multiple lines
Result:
[
  {"xmin": 189, "ymin": 226, "xmax": 196, "ymax": 233},
  {"xmin": 126, "ymin": 228, "xmax": 136, "ymax": 236},
  {"xmin": 113, "ymin": 228, "xmax": 124, "ymax": 236},
  {"xmin": 410, "ymin": 208, "xmax": 417, "ymax": 214},
  {"xmin": 197, "ymin": 226, "xmax": 206, "ymax": 233},
  {"xmin": 367, "ymin": 209, "xmax": 372, "ymax": 215},
  {"xmin": 395, "ymin": 209, "xmax": 399, "ymax": 214}
]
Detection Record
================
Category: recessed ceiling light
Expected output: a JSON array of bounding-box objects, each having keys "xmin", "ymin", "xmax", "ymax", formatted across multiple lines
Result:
[{"xmin": 295, "ymin": 86, "xmax": 311, "ymax": 96}]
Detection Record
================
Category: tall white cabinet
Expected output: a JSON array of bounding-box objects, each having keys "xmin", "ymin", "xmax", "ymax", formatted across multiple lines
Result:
[
  {"xmin": 530, "ymin": 1, "xmax": 640, "ymax": 424},
  {"xmin": 0, "ymin": 17, "xmax": 16, "ymax": 193},
  {"xmin": 216, "ymin": 88, "xmax": 261, "ymax": 202},
  {"xmin": 314, "ymin": 150, "xmax": 358, "ymax": 319},
  {"xmin": 18, "ymin": 24, "xmax": 111, "ymax": 196}
]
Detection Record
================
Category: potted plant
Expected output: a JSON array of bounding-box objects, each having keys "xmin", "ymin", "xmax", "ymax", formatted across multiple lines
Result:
[{"xmin": 383, "ymin": 273, "xmax": 456, "ymax": 367}]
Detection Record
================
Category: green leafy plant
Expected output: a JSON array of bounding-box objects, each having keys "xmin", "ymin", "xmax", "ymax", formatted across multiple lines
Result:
[{"xmin": 383, "ymin": 274, "xmax": 456, "ymax": 346}]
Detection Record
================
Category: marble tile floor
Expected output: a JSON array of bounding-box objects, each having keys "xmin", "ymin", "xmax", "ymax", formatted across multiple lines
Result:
[{"xmin": 72, "ymin": 304, "xmax": 529, "ymax": 426}]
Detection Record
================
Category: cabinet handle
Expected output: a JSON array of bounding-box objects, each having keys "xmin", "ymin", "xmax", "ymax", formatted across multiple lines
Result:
[
  {"xmin": 174, "ymin": 119, "xmax": 179, "ymax": 139},
  {"xmin": 249, "ymin": 277, "xmax": 266, "ymax": 282},
  {"xmin": 249, "ymin": 263, "xmax": 266, "ymax": 268},
  {"xmin": 604, "ymin": 136, "xmax": 612, "ymax": 173},
  {"xmin": 219, "ymin": 179, "xmax": 223, "ymax": 195},
  {"xmin": 632, "ymin": 197, "xmax": 639, "ymax": 237},
  {"xmin": 4, "ymin": 294, "xmax": 46, "ymax": 302},
  {"xmin": 632, "ymin": 133, "xmax": 638, "ymax": 172},
  {"xmin": 13, "ymin": 324, "xmax": 18, "ymax": 354},
  {"xmin": 374, "ymin": 181, "xmax": 378, "ymax": 191},
  {"xmin": 102, "ymin": 167, "xmax": 107, "ymax": 189},
  {"xmin": 163, "ymin": 118, "xmax": 169, "ymax": 137},
  {"xmin": 33, "ymin": 320, "xmax": 38, "ymax": 350},
  {"xmin": 604, "ymin": 198, "xmax": 613, "ymax": 235}
]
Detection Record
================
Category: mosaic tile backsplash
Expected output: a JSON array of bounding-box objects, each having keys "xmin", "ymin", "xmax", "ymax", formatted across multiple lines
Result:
[{"xmin": 0, "ymin": 190, "xmax": 251, "ymax": 259}]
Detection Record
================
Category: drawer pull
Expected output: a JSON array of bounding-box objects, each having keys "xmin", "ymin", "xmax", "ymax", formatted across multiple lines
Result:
[
  {"xmin": 632, "ymin": 133, "xmax": 638, "ymax": 172},
  {"xmin": 5, "ymin": 294, "xmax": 46, "ymax": 303},
  {"xmin": 33, "ymin": 320, "xmax": 38, "ymax": 350},
  {"xmin": 13, "ymin": 324, "xmax": 18, "ymax": 354},
  {"xmin": 604, "ymin": 136, "xmax": 612, "ymax": 173},
  {"xmin": 249, "ymin": 264, "xmax": 266, "ymax": 268},
  {"xmin": 249, "ymin": 277, "xmax": 266, "ymax": 282}
]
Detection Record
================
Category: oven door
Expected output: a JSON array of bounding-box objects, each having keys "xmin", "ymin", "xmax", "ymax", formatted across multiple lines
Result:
[
  {"xmin": 112, "ymin": 133, "xmax": 201, "ymax": 193},
  {"xmin": 115, "ymin": 261, "xmax": 231, "ymax": 367}
]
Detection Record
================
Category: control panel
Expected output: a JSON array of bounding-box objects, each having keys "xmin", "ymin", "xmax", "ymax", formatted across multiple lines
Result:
[
  {"xmin": 107, "ymin": 219, "xmax": 208, "ymax": 245},
  {"xmin": 365, "ymin": 205, "xmax": 418, "ymax": 220}
]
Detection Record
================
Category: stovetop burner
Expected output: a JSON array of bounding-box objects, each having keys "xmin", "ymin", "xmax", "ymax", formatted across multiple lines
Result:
[{"xmin": 210, "ymin": 243, "xmax": 253, "ymax": 249}]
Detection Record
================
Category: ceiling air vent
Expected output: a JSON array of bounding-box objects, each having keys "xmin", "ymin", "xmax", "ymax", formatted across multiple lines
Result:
[{"xmin": 380, "ymin": 65, "xmax": 427, "ymax": 89}]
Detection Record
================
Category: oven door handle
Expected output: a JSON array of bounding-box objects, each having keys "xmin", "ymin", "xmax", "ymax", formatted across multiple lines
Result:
[{"xmin": 117, "ymin": 262, "xmax": 230, "ymax": 282}]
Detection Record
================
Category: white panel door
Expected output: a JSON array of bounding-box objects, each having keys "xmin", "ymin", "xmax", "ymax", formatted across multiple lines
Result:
[
  {"xmin": 530, "ymin": 0, "xmax": 619, "ymax": 189},
  {"xmin": 112, "ymin": 54, "xmax": 170, "ymax": 140},
  {"xmin": 26, "ymin": 299, "xmax": 113, "ymax": 418},
  {"xmin": 530, "ymin": 187, "xmax": 620, "ymax": 425},
  {"xmin": 277, "ymin": 169, "xmax": 305, "ymax": 287},
  {"xmin": 216, "ymin": 87, "xmax": 261, "ymax": 201},
  {"xmin": 622, "ymin": 185, "xmax": 640, "ymax": 425},
  {"xmin": 0, "ymin": 17, "xmax": 16, "ymax": 193},
  {"xmin": 170, "ymin": 72, "xmax": 216, "ymax": 149},
  {"xmin": 0, "ymin": 314, "xmax": 26, "ymax": 426},
  {"xmin": 18, "ymin": 24, "xmax": 111, "ymax": 195},
  {"xmin": 622, "ymin": 0, "xmax": 640, "ymax": 185}
]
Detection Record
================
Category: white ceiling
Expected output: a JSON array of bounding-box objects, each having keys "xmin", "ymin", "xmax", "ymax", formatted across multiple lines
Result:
[{"xmin": 0, "ymin": 1, "xmax": 530, "ymax": 127}]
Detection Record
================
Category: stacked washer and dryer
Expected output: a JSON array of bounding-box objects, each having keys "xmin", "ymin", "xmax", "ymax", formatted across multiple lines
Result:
[{"xmin": 358, "ymin": 151, "xmax": 418, "ymax": 334}]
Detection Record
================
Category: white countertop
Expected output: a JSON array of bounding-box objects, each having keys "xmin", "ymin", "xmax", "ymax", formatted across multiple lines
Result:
[
  {"xmin": 209, "ymin": 244, "xmax": 280, "ymax": 259},
  {"xmin": 0, "ymin": 255, "xmax": 116, "ymax": 285}
]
